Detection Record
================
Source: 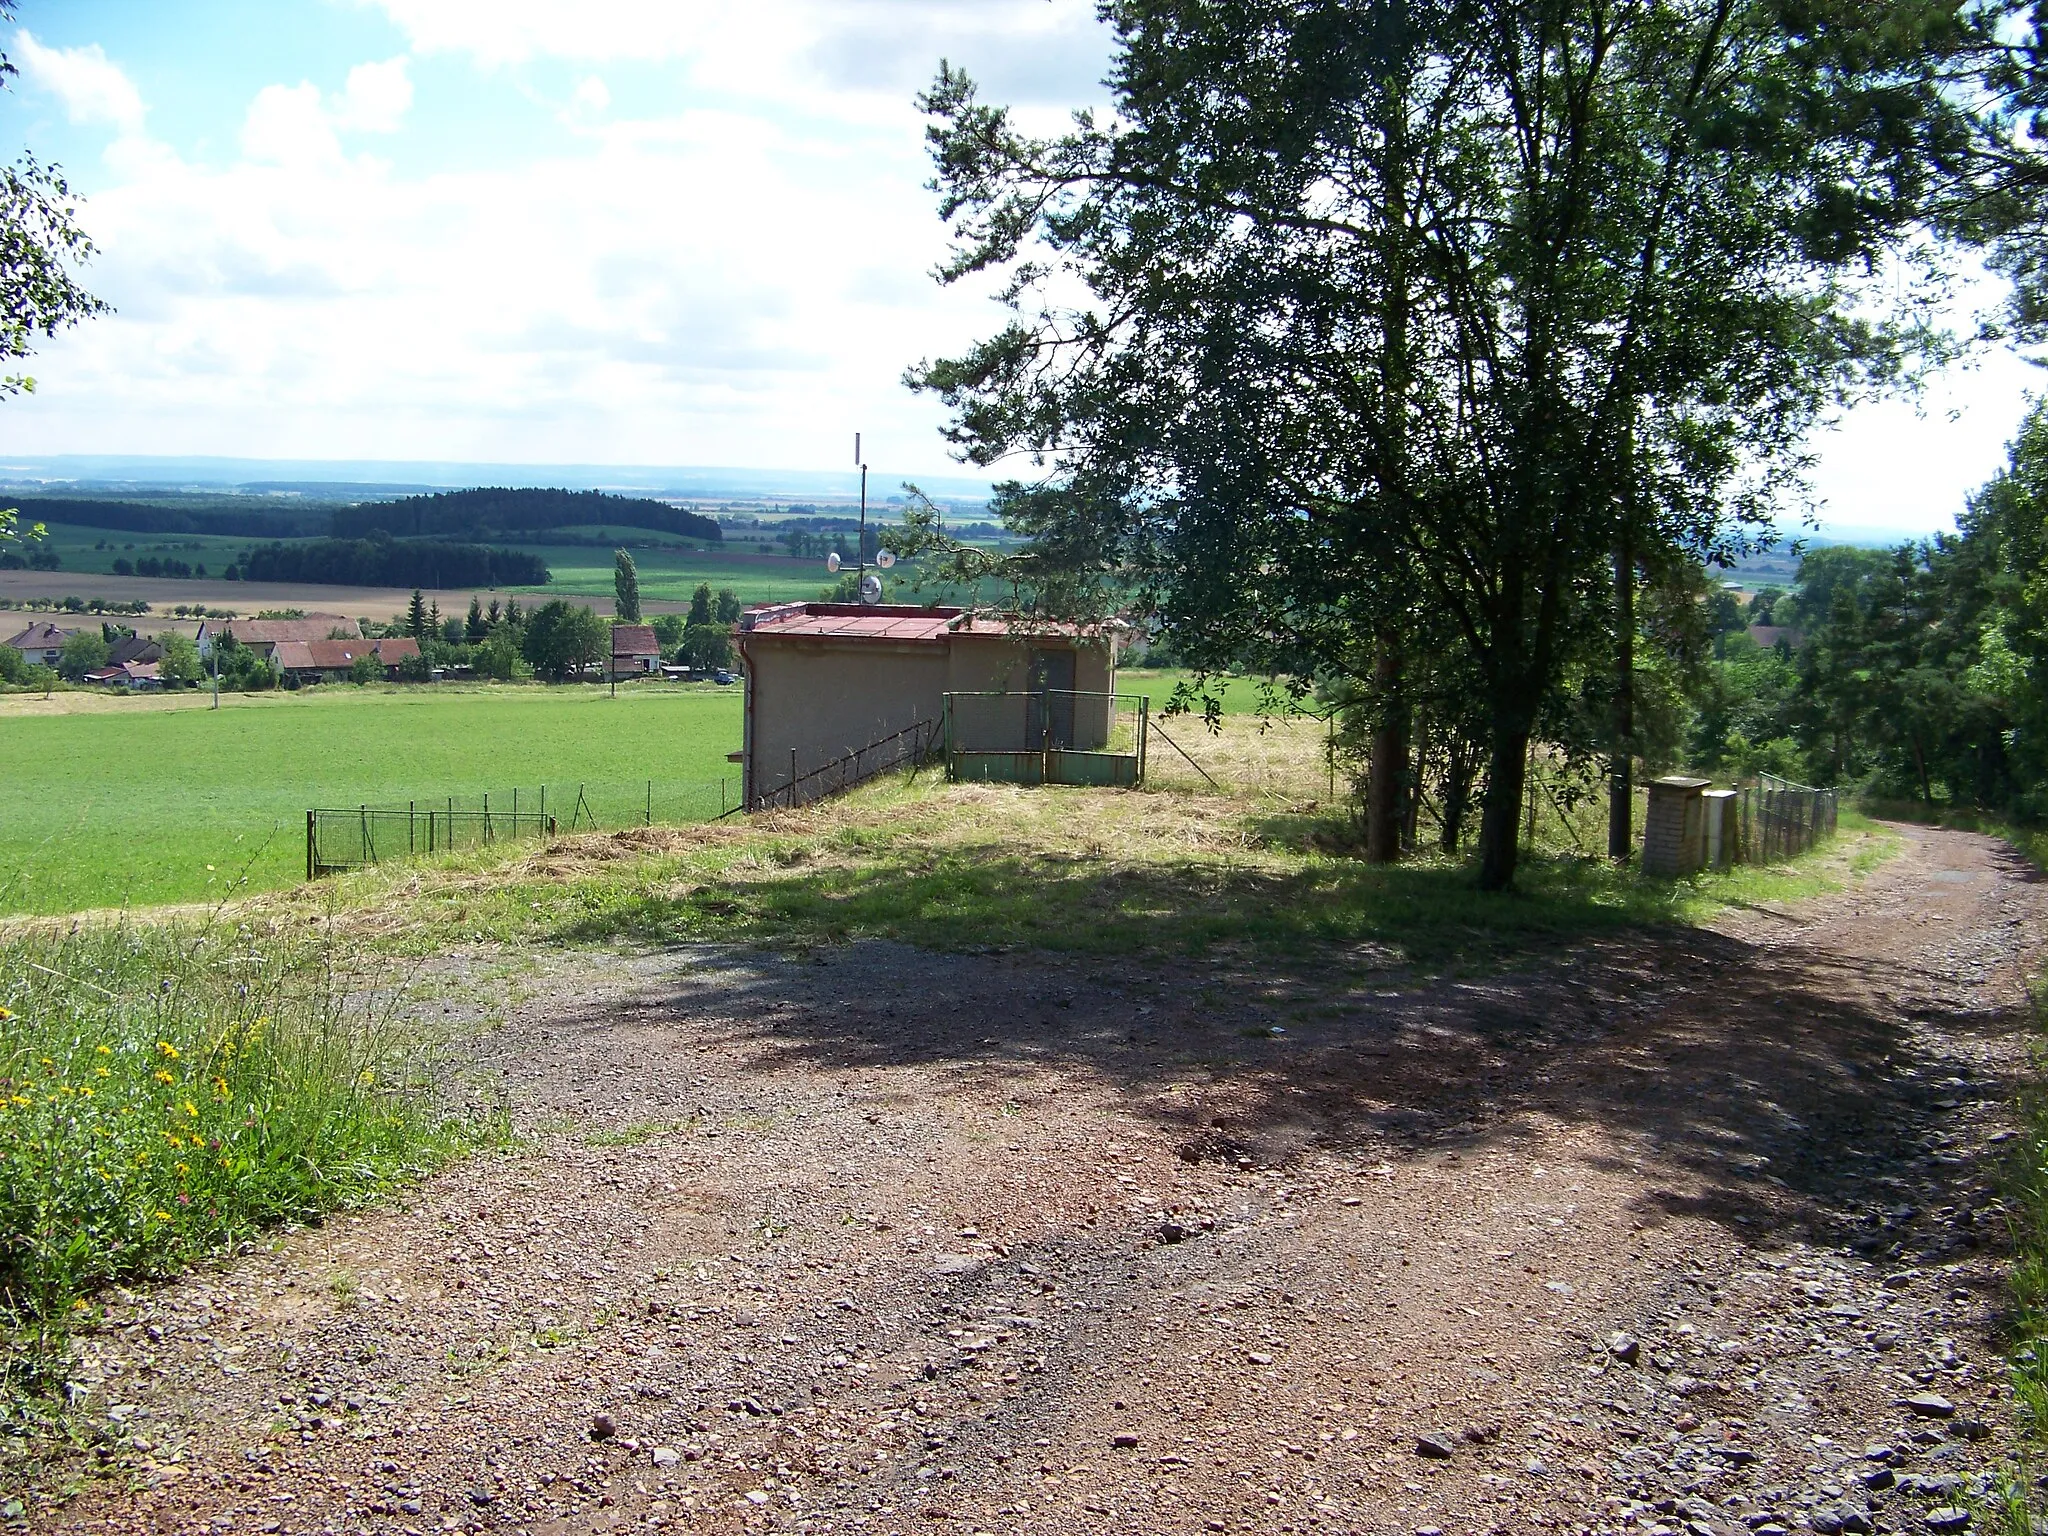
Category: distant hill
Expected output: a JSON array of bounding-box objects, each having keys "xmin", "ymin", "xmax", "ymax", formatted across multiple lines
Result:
[
  {"xmin": 332, "ymin": 488, "xmax": 722, "ymax": 543},
  {"xmin": 4, "ymin": 494, "xmax": 330, "ymax": 540}
]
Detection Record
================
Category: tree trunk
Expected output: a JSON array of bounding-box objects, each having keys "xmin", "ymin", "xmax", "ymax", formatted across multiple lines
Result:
[
  {"xmin": 1607, "ymin": 538, "xmax": 1635, "ymax": 862},
  {"xmin": 1440, "ymin": 738, "xmax": 1470, "ymax": 854},
  {"xmin": 1366, "ymin": 642, "xmax": 1409, "ymax": 864},
  {"xmin": 1477, "ymin": 719, "xmax": 1530, "ymax": 891}
]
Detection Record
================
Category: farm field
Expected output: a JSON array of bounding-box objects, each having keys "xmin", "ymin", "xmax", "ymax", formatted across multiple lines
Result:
[
  {"xmin": 0, "ymin": 683, "xmax": 742, "ymax": 916},
  {"xmin": 4, "ymin": 523, "xmax": 834, "ymax": 616}
]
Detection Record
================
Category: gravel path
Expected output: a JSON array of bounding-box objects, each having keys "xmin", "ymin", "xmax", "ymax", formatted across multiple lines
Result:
[{"xmin": 22, "ymin": 823, "xmax": 2045, "ymax": 1536}]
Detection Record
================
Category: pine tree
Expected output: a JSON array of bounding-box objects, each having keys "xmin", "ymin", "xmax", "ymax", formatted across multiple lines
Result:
[
  {"xmin": 614, "ymin": 549, "xmax": 643, "ymax": 622},
  {"xmin": 504, "ymin": 596, "xmax": 523, "ymax": 628},
  {"xmin": 466, "ymin": 595, "xmax": 486, "ymax": 643},
  {"xmin": 487, "ymin": 597, "xmax": 501, "ymax": 626},
  {"xmin": 428, "ymin": 599, "xmax": 441, "ymax": 632},
  {"xmin": 406, "ymin": 588, "xmax": 428, "ymax": 641}
]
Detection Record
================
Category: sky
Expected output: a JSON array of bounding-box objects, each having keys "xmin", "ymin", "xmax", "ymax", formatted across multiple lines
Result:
[{"xmin": 0, "ymin": 0, "xmax": 2037, "ymax": 538}]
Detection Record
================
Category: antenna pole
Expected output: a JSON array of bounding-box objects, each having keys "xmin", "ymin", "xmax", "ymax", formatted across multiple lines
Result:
[{"xmin": 856, "ymin": 431, "xmax": 868, "ymax": 576}]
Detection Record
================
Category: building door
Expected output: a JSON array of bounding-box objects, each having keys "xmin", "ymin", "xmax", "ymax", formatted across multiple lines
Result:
[{"xmin": 1027, "ymin": 648, "xmax": 1077, "ymax": 749}]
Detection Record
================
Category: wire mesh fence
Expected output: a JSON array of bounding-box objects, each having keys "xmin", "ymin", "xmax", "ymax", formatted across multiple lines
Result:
[
  {"xmin": 1734, "ymin": 772, "xmax": 1839, "ymax": 862},
  {"xmin": 306, "ymin": 778, "xmax": 743, "ymax": 878},
  {"xmin": 751, "ymin": 719, "xmax": 943, "ymax": 812}
]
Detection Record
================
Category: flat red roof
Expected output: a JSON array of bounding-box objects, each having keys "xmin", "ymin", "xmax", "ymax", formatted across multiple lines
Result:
[{"xmin": 739, "ymin": 602, "xmax": 1097, "ymax": 644}]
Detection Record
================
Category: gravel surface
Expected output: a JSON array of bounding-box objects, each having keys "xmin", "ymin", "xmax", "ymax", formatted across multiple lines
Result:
[{"xmin": 16, "ymin": 822, "xmax": 2044, "ymax": 1535}]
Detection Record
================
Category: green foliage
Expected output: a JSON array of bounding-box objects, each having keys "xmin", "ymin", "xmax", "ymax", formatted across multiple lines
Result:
[
  {"xmin": 909, "ymin": 1, "xmax": 1979, "ymax": 887},
  {"xmin": 613, "ymin": 549, "xmax": 642, "ymax": 623},
  {"xmin": 0, "ymin": 921, "xmax": 493, "ymax": 1391},
  {"xmin": 465, "ymin": 595, "xmax": 486, "ymax": 644},
  {"xmin": 714, "ymin": 587, "xmax": 742, "ymax": 624},
  {"xmin": 406, "ymin": 588, "xmax": 428, "ymax": 642},
  {"xmin": 519, "ymin": 600, "xmax": 607, "ymax": 683},
  {"xmin": 680, "ymin": 623, "xmax": 734, "ymax": 671},
  {"xmin": 651, "ymin": 613, "xmax": 686, "ymax": 650},
  {"xmin": 55, "ymin": 630, "xmax": 105, "ymax": 681},
  {"xmin": 156, "ymin": 632, "xmax": 201, "ymax": 686},
  {"xmin": 347, "ymin": 651, "xmax": 381, "ymax": 686},
  {"xmin": 688, "ymin": 582, "xmax": 712, "ymax": 626}
]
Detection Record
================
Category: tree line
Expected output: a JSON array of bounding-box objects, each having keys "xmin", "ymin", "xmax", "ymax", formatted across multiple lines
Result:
[
  {"xmin": 908, "ymin": 0, "xmax": 2048, "ymax": 887},
  {"xmin": 333, "ymin": 488, "xmax": 722, "ymax": 544},
  {"xmin": 229, "ymin": 537, "xmax": 549, "ymax": 589}
]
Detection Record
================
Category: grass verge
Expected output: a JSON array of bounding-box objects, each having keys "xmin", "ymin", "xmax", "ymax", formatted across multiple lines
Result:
[
  {"xmin": 0, "ymin": 917, "xmax": 502, "ymax": 1422},
  {"xmin": 265, "ymin": 724, "xmax": 1897, "ymax": 979}
]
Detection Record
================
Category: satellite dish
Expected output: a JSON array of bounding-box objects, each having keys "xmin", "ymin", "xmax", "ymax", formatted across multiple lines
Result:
[
  {"xmin": 857, "ymin": 572, "xmax": 883, "ymax": 605},
  {"xmin": 825, "ymin": 552, "xmax": 841, "ymax": 573},
  {"xmin": 876, "ymin": 548, "xmax": 897, "ymax": 570}
]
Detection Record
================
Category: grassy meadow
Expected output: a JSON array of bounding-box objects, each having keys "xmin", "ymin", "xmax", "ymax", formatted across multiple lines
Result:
[{"xmin": 0, "ymin": 684, "xmax": 743, "ymax": 916}]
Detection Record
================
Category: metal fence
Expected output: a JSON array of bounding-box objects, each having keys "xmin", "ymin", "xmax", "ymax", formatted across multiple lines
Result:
[
  {"xmin": 306, "ymin": 779, "xmax": 744, "ymax": 878},
  {"xmin": 750, "ymin": 718, "xmax": 942, "ymax": 813},
  {"xmin": 307, "ymin": 803, "xmax": 556, "ymax": 877},
  {"xmin": 1735, "ymin": 772, "xmax": 1839, "ymax": 863},
  {"xmin": 942, "ymin": 690, "xmax": 1149, "ymax": 787}
]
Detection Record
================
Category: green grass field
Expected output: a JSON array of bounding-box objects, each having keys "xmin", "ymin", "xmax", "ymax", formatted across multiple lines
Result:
[{"xmin": 0, "ymin": 684, "xmax": 742, "ymax": 916}]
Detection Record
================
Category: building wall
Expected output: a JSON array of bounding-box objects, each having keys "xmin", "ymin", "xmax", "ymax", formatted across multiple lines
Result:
[
  {"xmin": 742, "ymin": 631, "xmax": 1119, "ymax": 805},
  {"xmin": 744, "ymin": 639, "xmax": 952, "ymax": 805}
]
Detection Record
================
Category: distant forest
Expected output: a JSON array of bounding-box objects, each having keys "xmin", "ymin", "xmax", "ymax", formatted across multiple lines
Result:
[
  {"xmin": 234, "ymin": 538, "xmax": 549, "ymax": 589},
  {"xmin": 332, "ymin": 488, "xmax": 723, "ymax": 543},
  {"xmin": 6, "ymin": 496, "xmax": 330, "ymax": 540}
]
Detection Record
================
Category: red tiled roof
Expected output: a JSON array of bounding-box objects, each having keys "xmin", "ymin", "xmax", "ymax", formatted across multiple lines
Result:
[
  {"xmin": 611, "ymin": 624, "xmax": 659, "ymax": 655},
  {"xmin": 221, "ymin": 614, "xmax": 361, "ymax": 644},
  {"xmin": 268, "ymin": 637, "xmax": 419, "ymax": 670}
]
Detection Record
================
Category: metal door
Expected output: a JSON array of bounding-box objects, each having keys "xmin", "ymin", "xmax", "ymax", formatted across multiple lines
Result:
[{"xmin": 1027, "ymin": 648, "xmax": 1077, "ymax": 748}]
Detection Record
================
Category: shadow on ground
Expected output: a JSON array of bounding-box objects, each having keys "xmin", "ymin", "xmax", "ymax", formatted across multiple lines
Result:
[{"xmin": 501, "ymin": 837, "xmax": 2020, "ymax": 1285}]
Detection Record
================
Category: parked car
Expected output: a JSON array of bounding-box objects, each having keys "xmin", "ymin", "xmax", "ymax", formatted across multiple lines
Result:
[{"xmin": 713, "ymin": 669, "xmax": 735, "ymax": 685}]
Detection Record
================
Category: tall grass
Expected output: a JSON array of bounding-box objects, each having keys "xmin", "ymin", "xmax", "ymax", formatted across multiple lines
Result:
[{"xmin": 0, "ymin": 918, "xmax": 494, "ymax": 1400}]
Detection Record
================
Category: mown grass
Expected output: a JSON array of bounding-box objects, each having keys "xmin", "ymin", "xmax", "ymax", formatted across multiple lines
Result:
[
  {"xmin": 0, "ymin": 918, "xmax": 502, "ymax": 1412},
  {"xmin": 270, "ymin": 718, "xmax": 1897, "ymax": 978},
  {"xmin": 0, "ymin": 683, "xmax": 742, "ymax": 916}
]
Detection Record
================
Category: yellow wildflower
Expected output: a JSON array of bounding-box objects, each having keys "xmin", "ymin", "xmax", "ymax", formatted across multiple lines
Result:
[
  {"xmin": 95, "ymin": 1067, "xmax": 109, "ymax": 1078},
  {"xmin": 182, "ymin": 1100, "xmax": 198, "ymax": 1118},
  {"xmin": 175, "ymin": 1162, "xmax": 189, "ymax": 1175},
  {"xmin": 152, "ymin": 1210, "xmax": 172, "ymax": 1221},
  {"xmin": 153, "ymin": 1069, "xmax": 174, "ymax": 1084},
  {"xmin": 95, "ymin": 1043, "xmax": 111, "ymax": 1054},
  {"xmin": 0, "ymin": 1006, "xmax": 13, "ymax": 1021},
  {"xmin": 79, "ymin": 1085, "xmax": 92, "ymax": 1099},
  {"xmin": 156, "ymin": 1042, "xmax": 180, "ymax": 1060}
]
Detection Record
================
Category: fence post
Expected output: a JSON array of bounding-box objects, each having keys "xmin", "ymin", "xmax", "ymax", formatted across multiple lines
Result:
[
  {"xmin": 647, "ymin": 779, "xmax": 652, "ymax": 826},
  {"xmin": 306, "ymin": 809, "xmax": 316, "ymax": 880},
  {"xmin": 409, "ymin": 800, "xmax": 416, "ymax": 854}
]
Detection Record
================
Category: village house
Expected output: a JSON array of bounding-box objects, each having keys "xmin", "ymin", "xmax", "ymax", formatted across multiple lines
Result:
[
  {"xmin": 196, "ymin": 613, "xmax": 360, "ymax": 656},
  {"xmin": 609, "ymin": 623, "xmax": 660, "ymax": 679},
  {"xmin": 85, "ymin": 659, "xmax": 162, "ymax": 690},
  {"xmin": 249, "ymin": 636, "xmax": 420, "ymax": 684},
  {"xmin": 2, "ymin": 620, "xmax": 71, "ymax": 668},
  {"xmin": 734, "ymin": 602, "xmax": 1120, "ymax": 809}
]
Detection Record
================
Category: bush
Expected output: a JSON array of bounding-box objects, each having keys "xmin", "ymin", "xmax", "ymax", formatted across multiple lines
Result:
[{"xmin": 0, "ymin": 922, "xmax": 495, "ymax": 1391}]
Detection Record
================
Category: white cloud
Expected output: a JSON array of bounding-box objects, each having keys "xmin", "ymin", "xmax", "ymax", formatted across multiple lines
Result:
[
  {"xmin": 13, "ymin": 30, "xmax": 145, "ymax": 137},
  {"xmin": 334, "ymin": 57, "xmax": 414, "ymax": 133}
]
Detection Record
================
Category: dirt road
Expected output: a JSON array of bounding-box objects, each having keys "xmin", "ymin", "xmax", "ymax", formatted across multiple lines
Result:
[{"xmin": 26, "ymin": 823, "xmax": 2044, "ymax": 1535}]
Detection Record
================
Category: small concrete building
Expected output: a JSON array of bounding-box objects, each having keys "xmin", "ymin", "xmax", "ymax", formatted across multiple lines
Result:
[{"xmin": 735, "ymin": 603, "xmax": 1117, "ymax": 809}]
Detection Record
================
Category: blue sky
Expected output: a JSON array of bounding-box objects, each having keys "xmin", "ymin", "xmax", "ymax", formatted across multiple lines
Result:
[{"xmin": 0, "ymin": 0, "xmax": 2036, "ymax": 537}]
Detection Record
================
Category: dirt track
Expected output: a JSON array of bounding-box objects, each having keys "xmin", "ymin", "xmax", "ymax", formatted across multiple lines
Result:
[{"xmin": 24, "ymin": 823, "xmax": 2044, "ymax": 1535}]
